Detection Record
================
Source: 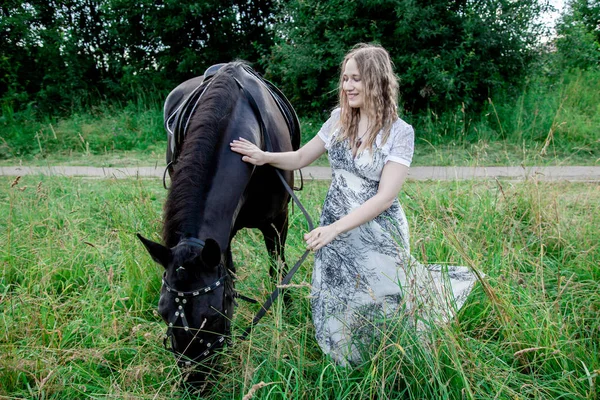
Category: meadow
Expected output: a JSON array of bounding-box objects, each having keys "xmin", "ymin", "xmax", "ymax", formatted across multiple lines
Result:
[
  {"xmin": 0, "ymin": 65, "xmax": 599, "ymax": 399},
  {"xmin": 1, "ymin": 174, "xmax": 598, "ymax": 399}
]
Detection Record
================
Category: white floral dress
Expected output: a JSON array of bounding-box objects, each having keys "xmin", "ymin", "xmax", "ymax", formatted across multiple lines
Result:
[{"xmin": 311, "ymin": 109, "xmax": 478, "ymax": 366}]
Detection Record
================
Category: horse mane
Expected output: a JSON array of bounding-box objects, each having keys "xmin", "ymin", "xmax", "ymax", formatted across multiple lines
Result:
[{"xmin": 162, "ymin": 62, "xmax": 247, "ymax": 247}]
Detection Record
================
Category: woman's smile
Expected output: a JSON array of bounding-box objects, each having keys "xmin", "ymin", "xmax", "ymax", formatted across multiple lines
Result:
[{"xmin": 342, "ymin": 57, "xmax": 364, "ymax": 109}]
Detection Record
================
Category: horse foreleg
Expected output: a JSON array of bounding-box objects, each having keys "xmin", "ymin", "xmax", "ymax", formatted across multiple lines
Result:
[
  {"xmin": 225, "ymin": 245, "xmax": 235, "ymax": 275},
  {"xmin": 259, "ymin": 210, "xmax": 289, "ymax": 282}
]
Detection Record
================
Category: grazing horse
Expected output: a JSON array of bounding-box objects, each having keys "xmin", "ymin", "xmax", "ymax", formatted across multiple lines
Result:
[{"xmin": 137, "ymin": 62, "xmax": 300, "ymax": 384}]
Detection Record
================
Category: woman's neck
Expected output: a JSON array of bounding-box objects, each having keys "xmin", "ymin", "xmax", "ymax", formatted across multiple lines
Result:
[
  {"xmin": 352, "ymin": 112, "xmax": 372, "ymax": 156},
  {"xmin": 357, "ymin": 111, "xmax": 373, "ymax": 137}
]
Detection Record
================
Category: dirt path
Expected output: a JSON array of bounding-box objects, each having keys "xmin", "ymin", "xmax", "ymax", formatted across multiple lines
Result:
[{"xmin": 1, "ymin": 165, "xmax": 600, "ymax": 182}]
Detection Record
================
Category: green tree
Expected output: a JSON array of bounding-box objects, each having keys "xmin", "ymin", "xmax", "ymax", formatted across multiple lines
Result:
[
  {"xmin": 0, "ymin": 1, "xmax": 64, "ymax": 110},
  {"xmin": 267, "ymin": 0, "xmax": 552, "ymax": 115},
  {"xmin": 555, "ymin": 0, "xmax": 600, "ymax": 69},
  {"xmin": 0, "ymin": 0, "xmax": 276, "ymax": 115}
]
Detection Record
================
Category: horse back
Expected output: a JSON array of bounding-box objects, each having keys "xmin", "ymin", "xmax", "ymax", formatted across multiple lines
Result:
[
  {"xmin": 236, "ymin": 66, "xmax": 301, "ymax": 152},
  {"xmin": 163, "ymin": 64, "xmax": 226, "ymax": 122}
]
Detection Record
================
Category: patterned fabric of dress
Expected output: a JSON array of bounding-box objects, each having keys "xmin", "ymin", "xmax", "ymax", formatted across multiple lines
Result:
[{"xmin": 311, "ymin": 109, "xmax": 479, "ymax": 366}]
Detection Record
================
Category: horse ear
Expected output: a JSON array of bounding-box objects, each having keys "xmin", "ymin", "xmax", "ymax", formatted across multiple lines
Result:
[
  {"xmin": 137, "ymin": 234, "xmax": 171, "ymax": 268},
  {"xmin": 201, "ymin": 238, "xmax": 221, "ymax": 268}
]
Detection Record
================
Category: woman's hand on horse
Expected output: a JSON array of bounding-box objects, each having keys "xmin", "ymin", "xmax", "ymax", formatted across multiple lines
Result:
[
  {"xmin": 230, "ymin": 138, "xmax": 268, "ymax": 166},
  {"xmin": 305, "ymin": 224, "xmax": 340, "ymax": 251}
]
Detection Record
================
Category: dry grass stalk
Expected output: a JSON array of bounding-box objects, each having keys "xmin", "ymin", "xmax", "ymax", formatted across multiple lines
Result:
[
  {"xmin": 10, "ymin": 176, "xmax": 21, "ymax": 188},
  {"xmin": 242, "ymin": 381, "xmax": 268, "ymax": 400}
]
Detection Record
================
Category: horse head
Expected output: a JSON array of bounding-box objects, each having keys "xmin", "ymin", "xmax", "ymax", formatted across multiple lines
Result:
[{"xmin": 137, "ymin": 234, "xmax": 234, "ymax": 383}]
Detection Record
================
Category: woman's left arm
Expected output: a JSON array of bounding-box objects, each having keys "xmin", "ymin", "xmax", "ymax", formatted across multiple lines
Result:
[{"xmin": 305, "ymin": 162, "xmax": 409, "ymax": 251}]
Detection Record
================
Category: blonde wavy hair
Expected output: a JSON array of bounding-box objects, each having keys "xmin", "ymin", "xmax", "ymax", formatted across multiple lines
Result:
[{"xmin": 337, "ymin": 43, "xmax": 399, "ymax": 153}]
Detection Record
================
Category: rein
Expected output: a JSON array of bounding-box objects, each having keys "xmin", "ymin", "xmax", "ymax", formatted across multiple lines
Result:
[{"xmin": 231, "ymin": 76, "xmax": 315, "ymax": 339}]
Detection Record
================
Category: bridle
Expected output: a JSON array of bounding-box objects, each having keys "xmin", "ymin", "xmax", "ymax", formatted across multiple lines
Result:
[{"xmin": 161, "ymin": 237, "xmax": 232, "ymax": 367}]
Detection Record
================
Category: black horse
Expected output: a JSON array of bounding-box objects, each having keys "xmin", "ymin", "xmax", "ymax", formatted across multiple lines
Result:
[{"xmin": 137, "ymin": 62, "xmax": 300, "ymax": 384}]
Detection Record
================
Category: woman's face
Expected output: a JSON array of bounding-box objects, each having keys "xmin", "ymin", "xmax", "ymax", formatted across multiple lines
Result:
[{"xmin": 342, "ymin": 58, "xmax": 364, "ymax": 110}]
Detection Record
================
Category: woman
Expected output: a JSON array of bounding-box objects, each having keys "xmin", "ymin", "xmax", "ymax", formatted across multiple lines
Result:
[{"xmin": 230, "ymin": 43, "xmax": 478, "ymax": 366}]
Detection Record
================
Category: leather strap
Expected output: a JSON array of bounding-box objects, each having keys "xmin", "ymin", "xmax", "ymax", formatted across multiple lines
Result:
[{"xmin": 233, "ymin": 77, "xmax": 314, "ymax": 340}]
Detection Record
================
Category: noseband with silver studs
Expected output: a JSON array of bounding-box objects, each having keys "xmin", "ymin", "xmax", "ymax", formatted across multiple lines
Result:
[{"xmin": 162, "ymin": 237, "xmax": 231, "ymax": 367}]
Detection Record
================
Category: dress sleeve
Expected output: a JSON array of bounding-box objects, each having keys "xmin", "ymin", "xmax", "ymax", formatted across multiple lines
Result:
[
  {"xmin": 317, "ymin": 108, "xmax": 341, "ymax": 149},
  {"xmin": 385, "ymin": 119, "xmax": 414, "ymax": 167}
]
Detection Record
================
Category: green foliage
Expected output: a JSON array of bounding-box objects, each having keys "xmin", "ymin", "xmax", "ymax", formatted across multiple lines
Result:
[
  {"xmin": 1, "ymin": 68, "xmax": 597, "ymax": 166},
  {"xmin": 554, "ymin": 0, "xmax": 600, "ymax": 69},
  {"xmin": 266, "ymin": 0, "xmax": 551, "ymax": 116},
  {"xmin": 2, "ymin": 0, "xmax": 598, "ymax": 152},
  {"xmin": 411, "ymin": 68, "xmax": 600, "ymax": 165},
  {"xmin": 0, "ymin": 0, "xmax": 276, "ymax": 115},
  {"xmin": 0, "ymin": 99, "xmax": 165, "ymax": 160}
]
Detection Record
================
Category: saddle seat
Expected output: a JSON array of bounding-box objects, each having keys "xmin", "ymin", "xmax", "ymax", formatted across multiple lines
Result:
[{"xmin": 165, "ymin": 63, "xmax": 300, "ymax": 168}]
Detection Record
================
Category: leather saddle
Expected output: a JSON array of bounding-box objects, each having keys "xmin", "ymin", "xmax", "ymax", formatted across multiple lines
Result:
[{"xmin": 166, "ymin": 63, "xmax": 300, "ymax": 167}]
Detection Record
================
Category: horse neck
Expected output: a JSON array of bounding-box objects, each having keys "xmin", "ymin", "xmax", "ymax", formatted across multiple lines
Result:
[{"xmin": 163, "ymin": 102, "xmax": 255, "ymax": 250}]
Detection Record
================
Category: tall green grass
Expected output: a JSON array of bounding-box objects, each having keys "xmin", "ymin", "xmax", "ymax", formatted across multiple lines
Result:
[
  {"xmin": 1, "ymin": 176, "xmax": 598, "ymax": 399},
  {"xmin": 413, "ymin": 68, "xmax": 600, "ymax": 166},
  {"xmin": 0, "ymin": 98, "xmax": 165, "ymax": 162},
  {"xmin": 1, "ymin": 69, "xmax": 599, "ymax": 167}
]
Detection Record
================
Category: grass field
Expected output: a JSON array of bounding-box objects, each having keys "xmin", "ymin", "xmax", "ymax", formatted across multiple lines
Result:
[{"xmin": 1, "ymin": 175, "xmax": 598, "ymax": 399}]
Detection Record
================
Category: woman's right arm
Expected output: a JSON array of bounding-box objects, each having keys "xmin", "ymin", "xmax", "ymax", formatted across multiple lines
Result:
[{"xmin": 230, "ymin": 135, "xmax": 326, "ymax": 170}]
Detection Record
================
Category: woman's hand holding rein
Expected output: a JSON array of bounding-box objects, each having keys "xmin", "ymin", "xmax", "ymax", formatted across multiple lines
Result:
[{"xmin": 304, "ymin": 224, "xmax": 341, "ymax": 251}]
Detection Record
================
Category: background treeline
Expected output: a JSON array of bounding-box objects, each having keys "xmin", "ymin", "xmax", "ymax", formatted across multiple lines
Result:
[
  {"xmin": 0, "ymin": 0, "xmax": 276, "ymax": 114},
  {"xmin": 1, "ymin": 0, "xmax": 599, "ymax": 160}
]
